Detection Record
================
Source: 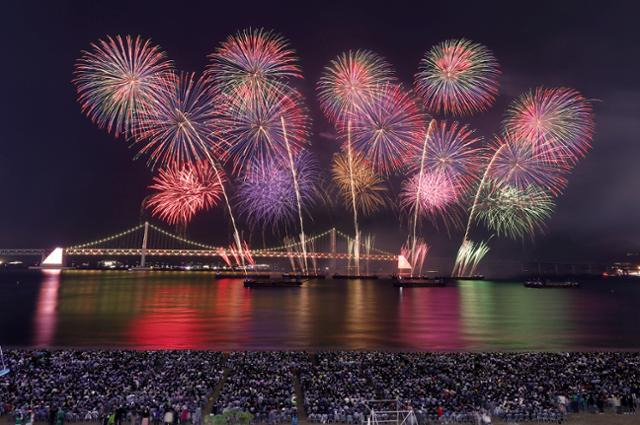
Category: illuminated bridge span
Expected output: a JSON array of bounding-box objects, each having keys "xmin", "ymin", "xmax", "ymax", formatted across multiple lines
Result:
[{"xmin": 47, "ymin": 222, "xmax": 399, "ymax": 267}]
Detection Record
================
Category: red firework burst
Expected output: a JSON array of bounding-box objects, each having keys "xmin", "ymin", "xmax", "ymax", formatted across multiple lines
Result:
[{"xmin": 145, "ymin": 161, "xmax": 225, "ymax": 225}]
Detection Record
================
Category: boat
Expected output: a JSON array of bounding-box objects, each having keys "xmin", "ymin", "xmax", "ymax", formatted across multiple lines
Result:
[
  {"xmin": 282, "ymin": 273, "xmax": 326, "ymax": 279},
  {"xmin": 393, "ymin": 277, "xmax": 446, "ymax": 288},
  {"xmin": 524, "ymin": 279, "xmax": 580, "ymax": 289},
  {"xmin": 332, "ymin": 274, "xmax": 379, "ymax": 279},
  {"xmin": 244, "ymin": 279, "xmax": 304, "ymax": 288},
  {"xmin": 450, "ymin": 275, "xmax": 485, "ymax": 281}
]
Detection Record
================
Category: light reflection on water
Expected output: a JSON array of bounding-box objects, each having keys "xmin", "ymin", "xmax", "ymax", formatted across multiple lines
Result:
[{"xmin": 0, "ymin": 270, "xmax": 639, "ymax": 351}]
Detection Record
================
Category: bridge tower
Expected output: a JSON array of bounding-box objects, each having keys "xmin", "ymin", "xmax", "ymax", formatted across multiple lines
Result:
[
  {"xmin": 140, "ymin": 221, "xmax": 149, "ymax": 267},
  {"xmin": 330, "ymin": 227, "xmax": 337, "ymax": 273}
]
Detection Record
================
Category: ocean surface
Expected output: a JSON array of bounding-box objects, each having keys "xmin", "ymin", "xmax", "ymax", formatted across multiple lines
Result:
[{"xmin": 0, "ymin": 270, "xmax": 638, "ymax": 351}]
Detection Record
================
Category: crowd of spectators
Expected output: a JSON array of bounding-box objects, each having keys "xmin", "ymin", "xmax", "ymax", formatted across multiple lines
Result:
[
  {"xmin": 301, "ymin": 352, "xmax": 640, "ymax": 423},
  {"xmin": 214, "ymin": 352, "xmax": 309, "ymax": 424},
  {"xmin": 0, "ymin": 350, "xmax": 224, "ymax": 425},
  {"xmin": 1, "ymin": 351, "xmax": 639, "ymax": 424}
]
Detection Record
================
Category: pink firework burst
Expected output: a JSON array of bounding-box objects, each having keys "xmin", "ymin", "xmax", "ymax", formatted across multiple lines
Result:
[
  {"xmin": 317, "ymin": 50, "xmax": 396, "ymax": 124},
  {"xmin": 400, "ymin": 171, "xmax": 462, "ymax": 227},
  {"xmin": 414, "ymin": 38, "xmax": 500, "ymax": 116},
  {"xmin": 73, "ymin": 35, "xmax": 173, "ymax": 139},
  {"xmin": 346, "ymin": 83, "xmax": 426, "ymax": 175},
  {"xmin": 206, "ymin": 27, "xmax": 302, "ymax": 96},
  {"xmin": 503, "ymin": 87, "xmax": 594, "ymax": 164},
  {"xmin": 412, "ymin": 120, "xmax": 483, "ymax": 194},
  {"xmin": 215, "ymin": 85, "xmax": 311, "ymax": 177},
  {"xmin": 145, "ymin": 160, "xmax": 225, "ymax": 226}
]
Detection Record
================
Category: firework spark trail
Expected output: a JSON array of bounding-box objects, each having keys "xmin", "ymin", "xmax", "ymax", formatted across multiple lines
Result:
[
  {"xmin": 410, "ymin": 119, "xmax": 435, "ymax": 273},
  {"xmin": 346, "ymin": 121, "xmax": 361, "ymax": 275},
  {"xmin": 281, "ymin": 116, "xmax": 308, "ymax": 273},
  {"xmin": 135, "ymin": 72, "xmax": 246, "ymax": 271}
]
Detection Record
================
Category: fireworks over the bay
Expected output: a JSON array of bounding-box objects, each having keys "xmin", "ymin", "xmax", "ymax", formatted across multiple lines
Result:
[{"xmin": 74, "ymin": 28, "xmax": 596, "ymax": 277}]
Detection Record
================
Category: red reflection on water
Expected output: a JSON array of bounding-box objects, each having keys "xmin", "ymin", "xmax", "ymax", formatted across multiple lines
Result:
[
  {"xmin": 397, "ymin": 287, "xmax": 464, "ymax": 350},
  {"xmin": 128, "ymin": 278, "xmax": 252, "ymax": 350},
  {"xmin": 34, "ymin": 270, "xmax": 61, "ymax": 347}
]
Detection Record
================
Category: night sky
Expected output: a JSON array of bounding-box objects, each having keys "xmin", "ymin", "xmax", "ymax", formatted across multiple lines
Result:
[{"xmin": 2, "ymin": 0, "xmax": 639, "ymax": 264}]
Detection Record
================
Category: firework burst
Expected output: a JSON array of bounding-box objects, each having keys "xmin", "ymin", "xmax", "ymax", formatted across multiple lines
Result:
[
  {"xmin": 346, "ymin": 83, "xmax": 426, "ymax": 174},
  {"xmin": 415, "ymin": 38, "xmax": 500, "ymax": 116},
  {"xmin": 206, "ymin": 28, "xmax": 301, "ymax": 96},
  {"xmin": 216, "ymin": 86, "xmax": 311, "ymax": 176},
  {"xmin": 503, "ymin": 87, "xmax": 594, "ymax": 163},
  {"xmin": 145, "ymin": 160, "xmax": 225, "ymax": 226},
  {"xmin": 476, "ymin": 181, "xmax": 555, "ymax": 240},
  {"xmin": 73, "ymin": 35, "xmax": 173, "ymax": 139},
  {"xmin": 331, "ymin": 151, "xmax": 388, "ymax": 216},
  {"xmin": 412, "ymin": 120, "xmax": 483, "ymax": 193},
  {"xmin": 489, "ymin": 134, "xmax": 570, "ymax": 196},
  {"xmin": 235, "ymin": 152, "xmax": 319, "ymax": 230},
  {"xmin": 317, "ymin": 50, "xmax": 396, "ymax": 123},
  {"xmin": 134, "ymin": 72, "xmax": 221, "ymax": 167},
  {"xmin": 400, "ymin": 171, "xmax": 462, "ymax": 227}
]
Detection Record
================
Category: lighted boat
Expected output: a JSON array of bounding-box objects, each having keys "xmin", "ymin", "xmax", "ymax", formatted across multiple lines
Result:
[{"xmin": 393, "ymin": 277, "xmax": 446, "ymax": 288}]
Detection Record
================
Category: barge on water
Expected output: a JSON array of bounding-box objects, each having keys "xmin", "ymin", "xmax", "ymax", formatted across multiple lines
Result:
[
  {"xmin": 244, "ymin": 279, "xmax": 304, "ymax": 288},
  {"xmin": 524, "ymin": 280, "xmax": 580, "ymax": 289},
  {"xmin": 332, "ymin": 274, "xmax": 379, "ymax": 280},
  {"xmin": 392, "ymin": 277, "xmax": 446, "ymax": 288}
]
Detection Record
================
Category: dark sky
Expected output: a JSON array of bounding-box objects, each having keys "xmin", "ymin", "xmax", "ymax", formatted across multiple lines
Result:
[{"xmin": 2, "ymin": 0, "xmax": 639, "ymax": 264}]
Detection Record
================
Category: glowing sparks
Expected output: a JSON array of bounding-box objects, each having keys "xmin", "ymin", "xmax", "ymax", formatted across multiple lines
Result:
[
  {"xmin": 235, "ymin": 152, "xmax": 319, "ymax": 231},
  {"xmin": 400, "ymin": 171, "xmax": 462, "ymax": 227},
  {"xmin": 207, "ymin": 27, "xmax": 301, "ymax": 96},
  {"xmin": 504, "ymin": 87, "xmax": 594, "ymax": 163},
  {"xmin": 145, "ymin": 161, "xmax": 225, "ymax": 226},
  {"xmin": 133, "ymin": 72, "xmax": 220, "ymax": 167},
  {"xmin": 317, "ymin": 50, "xmax": 396, "ymax": 123},
  {"xmin": 411, "ymin": 120, "xmax": 483, "ymax": 193},
  {"xmin": 216, "ymin": 86, "xmax": 311, "ymax": 177},
  {"xmin": 331, "ymin": 151, "xmax": 388, "ymax": 216},
  {"xmin": 476, "ymin": 182, "xmax": 555, "ymax": 240},
  {"xmin": 73, "ymin": 35, "xmax": 173, "ymax": 138},
  {"xmin": 347, "ymin": 83, "xmax": 426, "ymax": 174},
  {"xmin": 415, "ymin": 38, "xmax": 500, "ymax": 116}
]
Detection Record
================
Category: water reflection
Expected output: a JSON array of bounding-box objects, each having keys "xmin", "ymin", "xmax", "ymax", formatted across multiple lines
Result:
[
  {"xmin": 1, "ymin": 271, "xmax": 639, "ymax": 350},
  {"xmin": 33, "ymin": 270, "xmax": 60, "ymax": 347}
]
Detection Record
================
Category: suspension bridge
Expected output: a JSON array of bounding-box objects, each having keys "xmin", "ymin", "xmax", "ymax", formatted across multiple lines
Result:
[{"xmin": 1, "ymin": 222, "xmax": 402, "ymax": 269}]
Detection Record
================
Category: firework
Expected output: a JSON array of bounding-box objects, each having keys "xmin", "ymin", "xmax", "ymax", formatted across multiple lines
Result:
[
  {"xmin": 235, "ymin": 152, "xmax": 319, "ymax": 230},
  {"xmin": 452, "ymin": 239, "xmax": 490, "ymax": 277},
  {"xmin": 411, "ymin": 120, "xmax": 483, "ymax": 192},
  {"xmin": 134, "ymin": 72, "xmax": 220, "ymax": 167},
  {"xmin": 145, "ymin": 160, "xmax": 224, "ymax": 225},
  {"xmin": 73, "ymin": 35, "xmax": 173, "ymax": 138},
  {"xmin": 216, "ymin": 85, "xmax": 311, "ymax": 176},
  {"xmin": 347, "ymin": 83, "xmax": 426, "ymax": 174},
  {"xmin": 132, "ymin": 71, "xmax": 245, "ymax": 268},
  {"xmin": 401, "ymin": 239, "xmax": 430, "ymax": 276},
  {"xmin": 415, "ymin": 38, "xmax": 500, "ymax": 116},
  {"xmin": 206, "ymin": 28, "xmax": 301, "ymax": 96},
  {"xmin": 475, "ymin": 181, "xmax": 555, "ymax": 240},
  {"xmin": 489, "ymin": 134, "xmax": 569, "ymax": 196},
  {"xmin": 317, "ymin": 50, "xmax": 396, "ymax": 123},
  {"xmin": 503, "ymin": 87, "xmax": 594, "ymax": 163},
  {"xmin": 400, "ymin": 171, "xmax": 462, "ymax": 227},
  {"xmin": 331, "ymin": 151, "xmax": 388, "ymax": 216}
]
